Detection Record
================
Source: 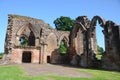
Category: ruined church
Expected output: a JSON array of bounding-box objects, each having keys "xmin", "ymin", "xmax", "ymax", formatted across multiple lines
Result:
[
  {"xmin": 3, "ymin": 14, "xmax": 120, "ymax": 71},
  {"xmin": 3, "ymin": 14, "xmax": 69, "ymax": 64}
]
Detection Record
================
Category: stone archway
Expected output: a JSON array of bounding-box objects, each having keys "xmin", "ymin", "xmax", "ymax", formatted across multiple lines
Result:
[
  {"xmin": 90, "ymin": 16, "xmax": 120, "ymax": 70},
  {"xmin": 16, "ymin": 23, "xmax": 37, "ymax": 46},
  {"xmin": 46, "ymin": 33, "xmax": 58, "ymax": 54},
  {"xmin": 58, "ymin": 35, "xmax": 69, "ymax": 64},
  {"xmin": 16, "ymin": 23, "xmax": 40, "ymax": 46},
  {"xmin": 68, "ymin": 16, "xmax": 91, "ymax": 67},
  {"xmin": 46, "ymin": 33, "xmax": 58, "ymax": 63},
  {"xmin": 58, "ymin": 34, "xmax": 69, "ymax": 47},
  {"xmin": 86, "ymin": 16, "xmax": 106, "ymax": 67},
  {"xmin": 69, "ymin": 16, "xmax": 88, "ymax": 61},
  {"xmin": 17, "ymin": 23, "xmax": 38, "ymax": 37},
  {"xmin": 89, "ymin": 16, "xmax": 106, "ymax": 54}
]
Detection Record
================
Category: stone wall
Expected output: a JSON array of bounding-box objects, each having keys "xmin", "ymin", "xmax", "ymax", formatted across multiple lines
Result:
[
  {"xmin": 69, "ymin": 16, "xmax": 120, "ymax": 70},
  {"xmin": 3, "ymin": 14, "xmax": 120, "ymax": 71},
  {"xmin": 3, "ymin": 14, "xmax": 69, "ymax": 64},
  {"xmin": 12, "ymin": 48, "xmax": 39, "ymax": 63}
]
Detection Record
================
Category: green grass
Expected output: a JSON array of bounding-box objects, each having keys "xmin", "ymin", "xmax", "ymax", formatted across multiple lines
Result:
[
  {"xmin": 0, "ymin": 65, "xmax": 120, "ymax": 80},
  {"xmin": 78, "ymin": 69, "xmax": 120, "ymax": 80}
]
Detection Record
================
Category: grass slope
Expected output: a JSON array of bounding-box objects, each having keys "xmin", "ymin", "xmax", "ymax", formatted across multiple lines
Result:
[
  {"xmin": 78, "ymin": 69, "xmax": 120, "ymax": 80},
  {"xmin": 0, "ymin": 65, "xmax": 120, "ymax": 80}
]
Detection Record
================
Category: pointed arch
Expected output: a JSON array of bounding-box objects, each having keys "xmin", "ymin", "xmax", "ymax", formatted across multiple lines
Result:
[
  {"xmin": 58, "ymin": 33, "xmax": 69, "ymax": 47},
  {"xmin": 90, "ymin": 16, "xmax": 106, "ymax": 28},
  {"xmin": 46, "ymin": 33, "xmax": 58, "ymax": 54},
  {"xmin": 16, "ymin": 23, "xmax": 38, "ymax": 38},
  {"xmin": 90, "ymin": 16, "xmax": 106, "ymax": 54},
  {"xmin": 69, "ymin": 22, "xmax": 85, "ymax": 57},
  {"xmin": 69, "ymin": 22, "xmax": 86, "ymax": 46}
]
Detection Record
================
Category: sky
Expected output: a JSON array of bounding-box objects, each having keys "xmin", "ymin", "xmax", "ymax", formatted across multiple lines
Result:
[{"xmin": 0, "ymin": 0, "xmax": 120, "ymax": 52}]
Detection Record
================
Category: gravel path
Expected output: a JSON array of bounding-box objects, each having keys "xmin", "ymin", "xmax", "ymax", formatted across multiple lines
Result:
[{"xmin": 20, "ymin": 63, "xmax": 92, "ymax": 78}]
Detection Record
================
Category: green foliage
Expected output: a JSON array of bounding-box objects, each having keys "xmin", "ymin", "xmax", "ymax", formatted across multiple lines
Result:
[
  {"xmin": 97, "ymin": 45, "xmax": 104, "ymax": 60},
  {"xmin": 97, "ymin": 45, "xmax": 104, "ymax": 55},
  {"xmin": 53, "ymin": 16, "xmax": 75, "ymax": 31},
  {"xmin": 97, "ymin": 54, "xmax": 102, "ymax": 60},
  {"xmin": 20, "ymin": 37, "xmax": 28, "ymax": 46},
  {"xmin": 59, "ymin": 41, "xmax": 67, "ymax": 54},
  {"xmin": 0, "ymin": 52, "xmax": 4, "ymax": 54},
  {"xmin": 0, "ymin": 53, "xmax": 4, "ymax": 59}
]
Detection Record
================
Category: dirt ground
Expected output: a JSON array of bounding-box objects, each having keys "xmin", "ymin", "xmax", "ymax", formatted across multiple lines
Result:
[{"xmin": 20, "ymin": 63, "xmax": 92, "ymax": 78}]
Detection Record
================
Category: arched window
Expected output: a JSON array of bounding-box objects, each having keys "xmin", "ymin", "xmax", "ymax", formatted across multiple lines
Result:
[
  {"xmin": 19, "ymin": 36, "xmax": 28, "ymax": 46},
  {"xmin": 59, "ymin": 40, "xmax": 67, "ymax": 54},
  {"xmin": 28, "ymin": 31, "xmax": 35, "ymax": 46}
]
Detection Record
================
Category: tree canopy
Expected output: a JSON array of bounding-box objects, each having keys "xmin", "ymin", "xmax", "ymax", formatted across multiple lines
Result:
[
  {"xmin": 97, "ymin": 45, "xmax": 104, "ymax": 55},
  {"xmin": 59, "ymin": 40, "xmax": 67, "ymax": 54},
  {"xmin": 19, "ymin": 37, "xmax": 28, "ymax": 46},
  {"xmin": 53, "ymin": 16, "xmax": 75, "ymax": 31}
]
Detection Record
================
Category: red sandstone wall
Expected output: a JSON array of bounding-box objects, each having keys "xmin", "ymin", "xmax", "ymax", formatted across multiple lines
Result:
[{"xmin": 12, "ymin": 48, "xmax": 39, "ymax": 63}]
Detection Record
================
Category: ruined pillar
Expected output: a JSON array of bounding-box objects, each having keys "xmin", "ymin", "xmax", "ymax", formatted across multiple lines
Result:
[{"xmin": 102, "ymin": 21, "xmax": 120, "ymax": 70}]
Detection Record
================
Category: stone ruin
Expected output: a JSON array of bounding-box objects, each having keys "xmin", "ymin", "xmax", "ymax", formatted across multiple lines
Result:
[
  {"xmin": 3, "ymin": 14, "xmax": 69, "ymax": 64},
  {"xmin": 2, "ymin": 14, "xmax": 120, "ymax": 71},
  {"xmin": 69, "ymin": 16, "xmax": 120, "ymax": 71}
]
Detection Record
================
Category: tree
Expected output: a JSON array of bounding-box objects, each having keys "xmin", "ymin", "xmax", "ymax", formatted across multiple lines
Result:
[
  {"xmin": 20, "ymin": 37, "xmax": 28, "ymax": 46},
  {"xmin": 53, "ymin": 16, "xmax": 75, "ymax": 31},
  {"xmin": 97, "ymin": 45, "xmax": 104, "ymax": 55},
  {"xmin": 59, "ymin": 40, "xmax": 67, "ymax": 54}
]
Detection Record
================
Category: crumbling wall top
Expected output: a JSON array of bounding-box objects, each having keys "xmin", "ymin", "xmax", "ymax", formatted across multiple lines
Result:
[{"xmin": 8, "ymin": 14, "xmax": 43, "ymax": 21}]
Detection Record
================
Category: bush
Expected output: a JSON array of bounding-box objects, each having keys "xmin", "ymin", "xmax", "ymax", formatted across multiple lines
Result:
[
  {"xmin": 0, "ymin": 53, "xmax": 4, "ymax": 59},
  {"xmin": 97, "ymin": 45, "xmax": 104, "ymax": 55},
  {"xmin": 59, "ymin": 41, "xmax": 67, "ymax": 54}
]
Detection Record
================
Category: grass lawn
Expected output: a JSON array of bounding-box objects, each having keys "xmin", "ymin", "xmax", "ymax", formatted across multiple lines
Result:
[{"xmin": 0, "ymin": 65, "xmax": 120, "ymax": 80}]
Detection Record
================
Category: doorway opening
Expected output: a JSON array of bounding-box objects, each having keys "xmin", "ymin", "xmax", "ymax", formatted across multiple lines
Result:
[
  {"xmin": 22, "ymin": 51, "xmax": 32, "ymax": 63},
  {"xmin": 96, "ymin": 21, "xmax": 105, "ymax": 60},
  {"xmin": 47, "ymin": 56, "xmax": 51, "ymax": 63}
]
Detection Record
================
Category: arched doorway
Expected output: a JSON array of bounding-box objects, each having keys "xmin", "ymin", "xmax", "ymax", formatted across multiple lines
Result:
[{"xmin": 89, "ymin": 16, "xmax": 106, "ymax": 67}]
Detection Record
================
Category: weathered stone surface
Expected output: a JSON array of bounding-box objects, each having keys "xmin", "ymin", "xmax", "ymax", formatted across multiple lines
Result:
[
  {"xmin": 3, "ymin": 14, "xmax": 120, "ymax": 71},
  {"xmin": 3, "ymin": 14, "xmax": 69, "ymax": 64},
  {"xmin": 69, "ymin": 16, "xmax": 120, "ymax": 71}
]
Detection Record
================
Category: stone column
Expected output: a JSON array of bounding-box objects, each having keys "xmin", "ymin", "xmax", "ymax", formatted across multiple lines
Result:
[{"xmin": 35, "ymin": 38, "xmax": 39, "ymax": 46}]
